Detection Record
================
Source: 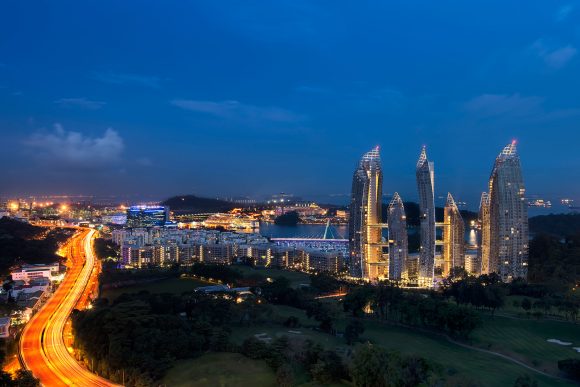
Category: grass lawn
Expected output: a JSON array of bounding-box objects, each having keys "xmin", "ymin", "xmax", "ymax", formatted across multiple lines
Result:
[
  {"xmin": 362, "ymin": 320, "xmax": 575, "ymax": 387},
  {"xmin": 230, "ymin": 322, "xmax": 344, "ymax": 349},
  {"xmin": 100, "ymin": 277, "xmax": 211, "ymax": 300},
  {"xmin": 163, "ymin": 353, "xmax": 276, "ymax": 387},
  {"xmin": 232, "ymin": 265, "xmax": 311, "ymax": 287},
  {"xmin": 471, "ymin": 314, "xmax": 580, "ymax": 374}
]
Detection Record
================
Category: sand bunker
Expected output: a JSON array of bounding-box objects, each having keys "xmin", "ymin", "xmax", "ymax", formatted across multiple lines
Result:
[{"xmin": 547, "ymin": 339, "xmax": 572, "ymax": 346}]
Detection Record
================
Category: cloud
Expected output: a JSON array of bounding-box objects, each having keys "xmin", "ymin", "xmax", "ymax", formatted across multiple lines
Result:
[
  {"xmin": 25, "ymin": 124, "xmax": 124, "ymax": 168},
  {"xmin": 531, "ymin": 40, "xmax": 577, "ymax": 68},
  {"xmin": 92, "ymin": 72, "xmax": 162, "ymax": 88},
  {"xmin": 464, "ymin": 94, "xmax": 544, "ymax": 117},
  {"xmin": 555, "ymin": 5, "xmax": 573, "ymax": 21},
  {"xmin": 54, "ymin": 98, "xmax": 106, "ymax": 110},
  {"xmin": 171, "ymin": 99, "xmax": 305, "ymax": 123}
]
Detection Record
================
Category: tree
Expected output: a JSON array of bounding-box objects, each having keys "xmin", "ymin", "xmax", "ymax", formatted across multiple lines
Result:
[
  {"xmin": 351, "ymin": 344, "xmax": 389, "ymax": 387},
  {"xmin": 513, "ymin": 374, "xmax": 538, "ymax": 387},
  {"xmin": 276, "ymin": 364, "xmax": 294, "ymax": 387},
  {"xmin": 521, "ymin": 298, "xmax": 532, "ymax": 312},
  {"xmin": 344, "ymin": 320, "xmax": 365, "ymax": 345},
  {"xmin": 343, "ymin": 286, "xmax": 374, "ymax": 317},
  {"xmin": 13, "ymin": 370, "xmax": 40, "ymax": 387},
  {"xmin": 311, "ymin": 350, "xmax": 346, "ymax": 384},
  {"xmin": 558, "ymin": 359, "xmax": 580, "ymax": 381},
  {"xmin": 274, "ymin": 211, "xmax": 301, "ymax": 226}
]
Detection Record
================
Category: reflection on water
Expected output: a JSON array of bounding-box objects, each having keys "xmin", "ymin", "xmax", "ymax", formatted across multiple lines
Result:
[{"xmin": 259, "ymin": 222, "xmax": 348, "ymax": 239}]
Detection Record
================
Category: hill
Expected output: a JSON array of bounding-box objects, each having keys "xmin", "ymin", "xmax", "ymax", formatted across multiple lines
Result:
[
  {"xmin": 0, "ymin": 217, "xmax": 71, "ymax": 274},
  {"xmin": 162, "ymin": 195, "xmax": 236, "ymax": 214},
  {"xmin": 529, "ymin": 213, "xmax": 580, "ymax": 237}
]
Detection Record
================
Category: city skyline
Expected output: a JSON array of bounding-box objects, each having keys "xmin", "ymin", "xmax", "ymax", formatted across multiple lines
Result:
[{"xmin": 1, "ymin": 1, "xmax": 580, "ymax": 204}]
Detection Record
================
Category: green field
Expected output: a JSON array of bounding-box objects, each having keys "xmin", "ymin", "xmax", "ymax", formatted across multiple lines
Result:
[
  {"xmin": 100, "ymin": 277, "xmax": 211, "ymax": 300},
  {"xmin": 256, "ymin": 303, "xmax": 577, "ymax": 386},
  {"xmin": 472, "ymin": 314, "xmax": 580, "ymax": 374},
  {"xmin": 232, "ymin": 265, "xmax": 311, "ymax": 287},
  {"xmin": 361, "ymin": 320, "xmax": 575, "ymax": 386},
  {"xmin": 163, "ymin": 353, "xmax": 276, "ymax": 387}
]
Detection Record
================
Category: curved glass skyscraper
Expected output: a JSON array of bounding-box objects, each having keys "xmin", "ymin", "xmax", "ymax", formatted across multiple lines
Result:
[
  {"xmin": 478, "ymin": 192, "xmax": 491, "ymax": 274},
  {"xmin": 387, "ymin": 192, "xmax": 407, "ymax": 281},
  {"xmin": 416, "ymin": 146, "xmax": 435, "ymax": 287},
  {"xmin": 348, "ymin": 146, "xmax": 384, "ymax": 281},
  {"xmin": 443, "ymin": 192, "xmax": 465, "ymax": 277},
  {"xmin": 487, "ymin": 141, "xmax": 528, "ymax": 281}
]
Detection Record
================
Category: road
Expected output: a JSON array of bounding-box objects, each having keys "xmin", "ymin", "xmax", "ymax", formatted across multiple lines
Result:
[{"xmin": 20, "ymin": 229, "xmax": 120, "ymax": 386}]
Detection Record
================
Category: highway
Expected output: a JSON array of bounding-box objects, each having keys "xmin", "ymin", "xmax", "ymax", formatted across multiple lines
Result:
[{"xmin": 20, "ymin": 229, "xmax": 120, "ymax": 386}]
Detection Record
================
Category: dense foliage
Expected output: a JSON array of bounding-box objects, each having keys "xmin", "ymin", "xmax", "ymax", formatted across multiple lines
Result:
[
  {"xmin": 0, "ymin": 217, "xmax": 71, "ymax": 274},
  {"xmin": 558, "ymin": 358, "xmax": 580, "ymax": 382},
  {"xmin": 93, "ymin": 238, "xmax": 119, "ymax": 261},
  {"xmin": 350, "ymin": 344, "xmax": 436, "ymax": 387},
  {"xmin": 72, "ymin": 291, "xmax": 270, "ymax": 385},
  {"xmin": 528, "ymin": 232, "xmax": 580, "ymax": 289},
  {"xmin": 529, "ymin": 214, "xmax": 580, "ymax": 237},
  {"xmin": 274, "ymin": 211, "xmax": 301, "ymax": 226},
  {"xmin": 343, "ymin": 284, "xmax": 481, "ymax": 338},
  {"xmin": 443, "ymin": 274, "xmax": 507, "ymax": 315}
]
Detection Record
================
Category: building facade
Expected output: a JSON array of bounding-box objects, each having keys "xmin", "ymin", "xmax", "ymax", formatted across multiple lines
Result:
[
  {"xmin": 487, "ymin": 141, "xmax": 528, "ymax": 281},
  {"xmin": 348, "ymin": 147, "xmax": 386, "ymax": 281},
  {"xmin": 443, "ymin": 193, "xmax": 465, "ymax": 277},
  {"xmin": 478, "ymin": 192, "xmax": 491, "ymax": 274},
  {"xmin": 416, "ymin": 146, "xmax": 436, "ymax": 287},
  {"xmin": 126, "ymin": 205, "xmax": 169, "ymax": 228},
  {"xmin": 387, "ymin": 192, "xmax": 407, "ymax": 281}
]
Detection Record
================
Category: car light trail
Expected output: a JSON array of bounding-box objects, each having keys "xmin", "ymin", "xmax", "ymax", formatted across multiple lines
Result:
[{"xmin": 19, "ymin": 229, "xmax": 120, "ymax": 386}]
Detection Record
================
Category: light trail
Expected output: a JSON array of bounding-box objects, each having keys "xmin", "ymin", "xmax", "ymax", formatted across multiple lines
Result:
[{"xmin": 20, "ymin": 229, "xmax": 120, "ymax": 386}]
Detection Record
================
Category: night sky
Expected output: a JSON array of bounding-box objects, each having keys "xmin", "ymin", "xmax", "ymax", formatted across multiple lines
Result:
[{"xmin": 1, "ymin": 1, "xmax": 579, "ymax": 207}]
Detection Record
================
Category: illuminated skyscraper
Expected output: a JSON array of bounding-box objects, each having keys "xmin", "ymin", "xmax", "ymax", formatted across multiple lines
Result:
[
  {"xmin": 126, "ymin": 206, "xmax": 169, "ymax": 228},
  {"xmin": 416, "ymin": 146, "xmax": 435, "ymax": 287},
  {"xmin": 387, "ymin": 192, "xmax": 407, "ymax": 281},
  {"xmin": 478, "ymin": 192, "xmax": 491, "ymax": 274},
  {"xmin": 348, "ymin": 146, "xmax": 385, "ymax": 281},
  {"xmin": 487, "ymin": 141, "xmax": 528, "ymax": 281},
  {"xmin": 443, "ymin": 193, "xmax": 465, "ymax": 277}
]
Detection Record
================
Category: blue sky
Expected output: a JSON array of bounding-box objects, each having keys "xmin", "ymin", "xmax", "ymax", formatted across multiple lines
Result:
[{"xmin": 1, "ymin": 1, "xmax": 579, "ymax": 207}]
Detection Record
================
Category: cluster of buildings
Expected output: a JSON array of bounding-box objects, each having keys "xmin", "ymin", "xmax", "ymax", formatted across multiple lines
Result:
[
  {"xmin": 349, "ymin": 141, "xmax": 528, "ymax": 286},
  {"xmin": 113, "ymin": 228, "xmax": 344, "ymax": 273},
  {"xmin": 0, "ymin": 263, "xmax": 63, "ymax": 333}
]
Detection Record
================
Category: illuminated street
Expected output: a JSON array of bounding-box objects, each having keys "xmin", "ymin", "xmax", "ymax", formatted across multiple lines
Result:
[{"xmin": 19, "ymin": 229, "xmax": 119, "ymax": 386}]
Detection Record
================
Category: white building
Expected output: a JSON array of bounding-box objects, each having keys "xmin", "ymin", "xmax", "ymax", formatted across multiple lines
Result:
[{"xmin": 11, "ymin": 263, "xmax": 61, "ymax": 283}]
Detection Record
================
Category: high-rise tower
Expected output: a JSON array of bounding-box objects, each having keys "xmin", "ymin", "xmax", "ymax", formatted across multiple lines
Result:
[
  {"xmin": 443, "ymin": 193, "xmax": 465, "ymax": 277},
  {"xmin": 416, "ymin": 146, "xmax": 435, "ymax": 287},
  {"xmin": 478, "ymin": 192, "xmax": 491, "ymax": 274},
  {"xmin": 387, "ymin": 192, "xmax": 408, "ymax": 281},
  {"xmin": 487, "ymin": 141, "xmax": 528, "ymax": 281},
  {"xmin": 348, "ymin": 146, "xmax": 384, "ymax": 281}
]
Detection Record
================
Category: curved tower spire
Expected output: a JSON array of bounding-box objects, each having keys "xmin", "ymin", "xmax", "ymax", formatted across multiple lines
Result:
[
  {"xmin": 416, "ymin": 146, "xmax": 435, "ymax": 287},
  {"xmin": 387, "ymin": 192, "xmax": 408, "ymax": 281},
  {"xmin": 349, "ymin": 146, "xmax": 384, "ymax": 281},
  {"xmin": 488, "ymin": 141, "xmax": 528, "ymax": 281},
  {"xmin": 443, "ymin": 192, "xmax": 465, "ymax": 277}
]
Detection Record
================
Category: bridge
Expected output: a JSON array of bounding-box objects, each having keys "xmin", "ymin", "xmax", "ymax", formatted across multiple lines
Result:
[{"xmin": 269, "ymin": 221, "xmax": 348, "ymax": 253}]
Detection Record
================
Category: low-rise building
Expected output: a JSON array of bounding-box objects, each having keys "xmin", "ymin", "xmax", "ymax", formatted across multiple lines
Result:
[{"xmin": 11, "ymin": 263, "xmax": 61, "ymax": 283}]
